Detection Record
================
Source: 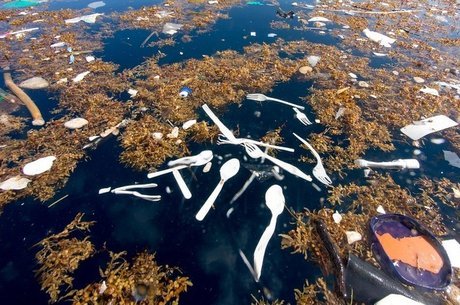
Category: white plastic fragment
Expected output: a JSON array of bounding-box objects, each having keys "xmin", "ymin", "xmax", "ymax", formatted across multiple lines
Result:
[
  {"xmin": 57, "ymin": 78, "xmax": 68, "ymax": 84},
  {"xmin": 355, "ymin": 159, "xmax": 420, "ymax": 170},
  {"xmin": 0, "ymin": 176, "xmax": 31, "ymax": 191},
  {"xmin": 453, "ymin": 187, "xmax": 460, "ymax": 198},
  {"xmin": 443, "ymin": 150, "xmax": 460, "ymax": 168},
  {"xmin": 152, "ymin": 132, "xmax": 163, "ymax": 142},
  {"xmin": 72, "ymin": 71, "xmax": 90, "ymax": 83},
  {"xmin": 400, "ymin": 115, "xmax": 458, "ymax": 140},
  {"xmin": 50, "ymin": 42, "xmax": 66, "ymax": 48},
  {"xmin": 89, "ymin": 135, "xmax": 100, "ymax": 141},
  {"xmin": 23, "ymin": 156, "xmax": 56, "ymax": 176},
  {"xmin": 127, "ymin": 88, "xmax": 138, "ymax": 97},
  {"xmin": 182, "ymin": 119, "xmax": 197, "ymax": 130},
  {"xmin": 373, "ymin": 52, "xmax": 387, "ymax": 57},
  {"xmin": 19, "ymin": 76, "xmax": 49, "ymax": 89},
  {"xmin": 332, "ymin": 211, "xmax": 342, "ymax": 224},
  {"xmin": 98, "ymin": 280, "xmax": 107, "ymax": 294},
  {"xmin": 442, "ymin": 239, "xmax": 460, "ymax": 268},
  {"xmin": 308, "ymin": 16, "xmax": 330, "ymax": 22},
  {"xmin": 436, "ymin": 81, "xmax": 460, "ymax": 94},
  {"xmin": 64, "ymin": 117, "xmax": 88, "ymax": 129},
  {"xmin": 376, "ymin": 205, "xmax": 386, "ymax": 214},
  {"xmin": 250, "ymin": 32, "xmax": 256, "ymax": 36},
  {"xmin": 85, "ymin": 55, "xmax": 95, "ymax": 62},
  {"xmin": 413, "ymin": 77, "xmax": 425, "ymax": 83},
  {"xmin": 167, "ymin": 127, "xmax": 179, "ymax": 138},
  {"xmin": 208, "ymin": 0, "xmax": 218, "ymax": 4},
  {"xmin": 267, "ymin": 33, "xmax": 277, "ymax": 38},
  {"xmin": 363, "ymin": 28, "xmax": 396, "ymax": 48},
  {"xmin": 375, "ymin": 294, "xmax": 425, "ymax": 305},
  {"xmin": 346, "ymin": 231, "xmax": 362, "ymax": 244},
  {"xmin": 307, "ymin": 55, "xmax": 320, "ymax": 67},
  {"xmin": 299, "ymin": 66, "xmax": 313, "ymax": 74},
  {"xmin": 203, "ymin": 162, "xmax": 212, "ymax": 173},
  {"xmin": 348, "ymin": 72, "xmax": 357, "ymax": 79},
  {"xmin": 430, "ymin": 138, "xmax": 445, "ymax": 144},
  {"xmin": 335, "ymin": 107, "xmax": 346, "ymax": 119},
  {"xmin": 65, "ymin": 13, "xmax": 103, "ymax": 24},
  {"xmin": 419, "ymin": 87, "xmax": 439, "ymax": 96},
  {"xmin": 358, "ymin": 81, "xmax": 370, "ymax": 88},
  {"xmin": 88, "ymin": 1, "xmax": 106, "ymax": 9},
  {"xmin": 98, "ymin": 187, "xmax": 111, "ymax": 194},
  {"xmin": 162, "ymin": 23, "xmax": 182, "ymax": 35}
]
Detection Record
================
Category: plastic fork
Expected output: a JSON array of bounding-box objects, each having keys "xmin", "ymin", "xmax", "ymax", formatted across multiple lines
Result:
[
  {"xmin": 293, "ymin": 108, "xmax": 312, "ymax": 126},
  {"xmin": 293, "ymin": 133, "xmax": 332, "ymax": 186},
  {"xmin": 217, "ymin": 134, "xmax": 295, "ymax": 153},
  {"xmin": 243, "ymin": 142, "xmax": 312, "ymax": 182},
  {"xmin": 246, "ymin": 93, "xmax": 305, "ymax": 110}
]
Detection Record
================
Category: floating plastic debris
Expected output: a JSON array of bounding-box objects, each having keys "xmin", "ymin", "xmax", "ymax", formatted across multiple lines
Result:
[
  {"xmin": 50, "ymin": 42, "xmax": 66, "ymax": 48},
  {"xmin": 0, "ymin": 176, "xmax": 31, "ymax": 191},
  {"xmin": 2, "ymin": 0, "xmax": 41, "ymax": 9},
  {"xmin": 88, "ymin": 1, "xmax": 105, "ymax": 9},
  {"xmin": 65, "ymin": 13, "xmax": 103, "ymax": 24},
  {"xmin": 179, "ymin": 87, "xmax": 192, "ymax": 98},
  {"xmin": 377, "ymin": 205, "xmax": 386, "ymax": 214},
  {"xmin": 335, "ymin": 107, "xmax": 346, "ymax": 119},
  {"xmin": 72, "ymin": 71, "xmax": 90, "ymax": 83},
  {"xmin": 373, "ymin": 52, "xmax": 387, "ymax": 57},
  {"xmin": 208, "ymin": 0, "xmax": 218, "ymax": 4},
  {"xmin": 98, "ymin": 281, "xmax": 107, "ymax": 294},
  {"xmin": 182, "ymin": 119, "xmax": 196, "ymax": 130},
  {"xmin": 307, "ymin": 55, "xmax": 320, "ymax": 67},
  {"xmin": 308, "ymin": 16, "xmax": 330, "ymax": 22},
  {"xmin": 162, "ymin": 23, "xmax": 182, "ymax": 35},
  {"xmin": 348, "ymin": 72, "xmax": 357, "ymax": 79},
  {"xmin": 419, "ymin": 86, "xmax": 439, "ymax": 96},
  {"xmin": 400, "ymin": 115, "xmax": 458, "ymax": 140},
  {"xmin": 355, "ymin": 159, "xmax": 420, "ymax": 170},
  {"xmin": 443, "ymin": 150, "xmax": 460, "ymax": 168},
  {"xmin": 85, "ymin": 56, "xmax": 95, "ymax": 63},
  {"xmin": 152, "ymin": 132, "xmax": 163, "ymax": 142},
  {"xmin": 267, "ymin": 33, "xmax": 277, "ymax": 38},
  {"xmin": 250, "ymin": 32, "xmax": 256, "ymax": 37},
  {"xmin": 363, "ymin": 28, "xmax": 396, "ymax": 48},
  {"xmin": 358, "ymin": 81, "xmax": 370, "ymax": 88},
  {"xmin": 64, "ymin": 117, "xmax": 88, "ymax": 129},
  {"xmin": 203, "ymin": 162, "xmax": 212, "ymax": 173},
  {"xmin": 332, "ymin": 211, "xmax": 342, "ymax": 224},
  {"xmin": 413, "ymin": 77, "xmax": 425, "ymax": 83},
  {"xmin": 346, "ymin": 231, "xmax": 362, "ymax": 244},
  {"xmin": 375, "ymin": 294, "xmax": 425, "ymax": 305},
  {"xmin": 298, "ymin": 66, "xmax": 312, "ymax": 74},
  {"xmin": 127, "ymin": 88, "xmax": 138, "ymax": 97},
  {"xmin": 166, "ymin": 127, "xmax": 179, "ymax": 138},
  {"xmin": 98, "ymin": 187, "xmax": 111, "ymax": 194},
  {"xmin": 435, "ymin": 81, "xmax": 460, "ymax": 94},
  {"xmin": 23, "ymin": 156, "xmax": 56, "ymax": 176},
  {"xmin": 19, "ymin": 76, "xmax": 49, "ymax": 89},
  {"xmin": 430, "ymin": 138, "xmax": 445, "ymax": 144},
  {"xmin": 442, "ymin": 239, "xmax": 460, "ymax": 268}
]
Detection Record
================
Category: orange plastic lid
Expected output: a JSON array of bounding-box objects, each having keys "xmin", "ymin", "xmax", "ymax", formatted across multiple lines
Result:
[{"xmin": 376, "ymin": 232, "xmax": 444, "ymax": 274}]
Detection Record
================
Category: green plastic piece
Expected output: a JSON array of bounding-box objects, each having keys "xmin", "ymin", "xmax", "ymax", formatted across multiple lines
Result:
[{"xmin": 2, "ymin": 0, "xmax": 40, "ymax": 9}]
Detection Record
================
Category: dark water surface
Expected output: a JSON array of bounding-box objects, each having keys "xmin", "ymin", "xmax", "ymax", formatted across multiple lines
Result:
[{"xmin": 0, "ymin": 1, "xmax": 458, "ymax": 305}]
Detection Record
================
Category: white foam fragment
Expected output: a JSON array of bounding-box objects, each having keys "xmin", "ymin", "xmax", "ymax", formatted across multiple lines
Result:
[
  {"xmin": 72, "ymin": 71, "xmax": 90, "ymax": 83},
  {"xmin": 98, "ymin": 187, "xmax": 111, "ymax": 194},
  {"xmin": 373, "ymin": 52, "xmax": 387, "ymax": 57},
  {"xmin": 363, "ymin": 28, "xmax": 396, "ymax": 48},
  {"xmin": 346, "ymin": 231, "xmax": 362, "ymax": 244},
  {"xmin": 23, "ymin": 156, "xmax": 56, "ymax": 176},
  {"xmin": 332, "ymin": 211, "xmax": 342, "ymax": 224},
  {"xmin": 182, "ymin": 119, "xmax": 197, "ymax": 130},
  {"xmin": 85, "ymin": 55, "xmax": 95, "ymax": 62},
  {"xmin": 127, "ymin": 88, "xmax": 138, "ymax": 97},
  {"xmin": 442, "ymin": 239, "xmax": 460, "ymax": 268},
  {"xmin": 443, "ymin": 150, "xmax": 460, "ymax": 168},
  {"xmin": 400, "ymin": 115, "xmax": 458, "ymax": 140},
  {"xmin": 19, "ymin": 76, "xmax": 49, "ymax": 89},
  {"xmin": 376, "ymin": 205, "xmax": 386, "ymax": 214},
  {"xmin": 420, "ymin": 87, "xmax": 439, "ymax": 96},
  {"xmin": 64, "ymin": 117, "xmax": 88, "ymax": 129},
  {"xmin": 308, "ymin": 16, "xmax": 330, "ymax": 22},
  {"xmin": 307, "ymin": 55, "xmax": 320, "ymax": 67},
  {"xmin": 0, "ymin": 176, "xmax": 31, "ymax": 191}
]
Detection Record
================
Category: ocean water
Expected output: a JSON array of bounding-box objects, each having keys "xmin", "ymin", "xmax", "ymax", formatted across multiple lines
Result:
[{"xmin": 0, "ymin": 1, "xmax": 458, "ymax": 305}]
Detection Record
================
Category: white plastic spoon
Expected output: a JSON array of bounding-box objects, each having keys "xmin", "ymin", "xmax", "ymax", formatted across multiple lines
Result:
[
  {"xmin": 172, "ymin": 169, "xmax": 192, "ymax": 199},
  {"xmin": 196, "ymin": 158, "xmax": 240, "ymax": 221},
  {"xmin": 147, "ymin": 150, "xmax": 213, "ymax": 179},
  {"xmin": 253, "ymin": 185, "xmax": 285, "ymax": 281}
]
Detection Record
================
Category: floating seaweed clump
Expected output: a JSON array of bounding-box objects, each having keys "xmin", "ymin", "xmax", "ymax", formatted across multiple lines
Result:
[
  {"xmin": 415, "ymin": 177, "xmax": 460, "ymax": 209},
  {"xmin": 35, "ymin": 213, "xmax": 96, "ymax": 303},
  {"xmin": 71, "ymin": 251, "xmax": 192, "ymax": 305}
]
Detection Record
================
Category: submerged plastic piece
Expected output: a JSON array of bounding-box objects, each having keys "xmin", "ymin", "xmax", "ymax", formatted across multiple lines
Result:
[
  {"xmin": 400, "ymin": 115, "xmax": 458, "ymax": 140},
  {"xmin": 162, "ymin": 22, "xmax": 182, "ymax": 35},
  {"xmin": 370, "ymin": 214, "xmax": 452, "ymax": 290},
  {"xmin": 88, "ymin": 1, "xmax": 105, "ymax": 9},
  {"xmin": 18, "ymin": 76, "xmax": 49, "ymax": 89},
  {"xmin": 363, "ymin": 28, "xmax": 396, "ymax": 48},
  {"xmin": 2, "ymin": 0, "xmax": 40, "ymax": 8},
  {"xmin": 0, "ymin": 176, "xmax": 31, "ymax": 191},
  {"xmin": 375, "ymin": 294, "xmax": 426, "ymax": 305},
  {"xmin": 65, "ymin": 13, "xmax": 103, "ymax": 24},
  {"xmin": 355, "ymin": 159, "xmax": 420, "ymax": 170},
  {"xmin": 23, "ymin": 156, "xmax": 56, "ymax": 176},
  {"xmin": 443, "ymin": 150, "xmax": 460, "ymax": 168}
]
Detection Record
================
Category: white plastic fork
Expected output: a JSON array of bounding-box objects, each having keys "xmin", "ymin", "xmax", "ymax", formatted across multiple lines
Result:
[
  {"xmin": 246, "ymin": 93, "xmax": 305, "ymax": 110},
  {"xmin": 293, "ymin": 108, "xmax": 312, "ymax": 126},
  {"xmin": 217, "ymin": 134, "xmax": 295, "ymax": 153},
  {"xmin": 293, "ymin": 133, "xmax": 332, "ymax": 186},
  {"xmin": 244, "ymin": 142, "xmax": 312, "ymax": 182}
]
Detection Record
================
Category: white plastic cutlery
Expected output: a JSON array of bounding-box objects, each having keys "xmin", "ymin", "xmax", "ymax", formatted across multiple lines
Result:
[
  {"xmin": 293, "ymin": 107, "xmax": 312, "ymax": 126},
  {"xmin": 253, "ymin": 185, "xmax": 285, "ymax": 281},
  {"xmin": 355, "ymin": 158, "xmax": 420, "ymax": 169},
  {"xmin": 110, "ymin": 183, "xmax": 161, "ymax": 202},
  {"xmin": 246, "ymin": 93, "xmax": 305, "ymax": 110},
  {"xmin": 196, "ymin": 158, "xmax": 240, "ymax": 221},
  {"xmin": 293, "ymin": 133, "xmax": 332, "ymax": 186},
  {"xmin": 172, "ymin": 169, "xmax": 192, "ymax": 199},
  {"xmin": 147, "ymin": 150, "xmax": 213, "ymax": 179}
]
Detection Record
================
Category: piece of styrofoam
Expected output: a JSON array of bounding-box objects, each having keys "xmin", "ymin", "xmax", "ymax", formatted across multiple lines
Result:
[{"xmin": 400, "ymin": 115, "xmax": 458, "ymax": 140}]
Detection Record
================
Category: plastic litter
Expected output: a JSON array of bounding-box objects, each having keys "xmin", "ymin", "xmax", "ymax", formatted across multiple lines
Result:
[
  {"xmin": 127, "ymin": 88, "xmax": 138, "ymax": 97},
  {"xmin": 65, "ymin": 13, "xmax": 103, "ymax": 24},
  {"xmin": 307, "ymin": 55, "xmax": 320, "ymax": 67},
  {"xmin": 355, "ymin": 159, "xmax": 420, "ymax": 170},
  {"xmin": 308, "ymin": 16, "xmax": 330, "ymax": 22},
  {"xmin": 162, "ymin": 23, "xmax": 182, "ymax": 35},
  {"xmin": 363, "ymin": 28, "xmax": 396, "ymax": 47},
  {"xmin": 179, "ymin": 86, "xmax": 192, "ymax": 97},
  {"xmin": 0, "ymin": 176, "xmax": 31, "ymax": 191},
  {"xmin": 182, "ymin": 119, "xmax": 196, "ymax": 130},
  {"xmin": 443, "ymin": 150, "xmax": 460, "ymax": 168},
  {"xmin": 400, "ymin": 115, "xmax": 458, "ymax": 140},
  {"xmin": 64, "ymin": 117, "xmax": 88, "ymax": 129},
  {"xmin": 23, "ymin": 156, "xmax": 56, "ymax": 176},
  {"xmin": 85, "ymin": 55, "xmax": 95, "ymax": 62},
  {"xmin": 375, "ymin": 294, "xmax": 426, "ymax": 305},
  {"xmin": 72, "ymin": 71, "xmax": 90, "ymax": 83},
  {"xmin": 441, "ymin": 239, "xmax": 460, "ymax": 268},
  {"xmin": 267, "ymin": 33, "xmax": 277, "ymax": 38},
  {"xmin": 250, "ymin": 32, "xmax": 256, "ymax": 37},
  {"xmin": 413, "ymin": 77, "xmax": 425, "ymax": 83},
  {"xmin": 208, "ymin": 0, "xmax": 218, "ymax": 4},
  {"xmin": 110, "ymin": 183, "xmax": 161, "ymax": 202},
  {"xmin": 298, "ymin": 66, "xmax": 312, "ymax": 74},
  {"xmin": 373, "ymin": 52, "xmax": 387, "ymax": 56},
  {"xmin": 419, "ymin": 86, "xmax": 439, "ymax": 96},
  {"xmin": 332, "ymin": 211, "xmax": 342, "ymax": 224},
  {"xmin": 69, "ymin": 54, "xmax": 75, "ymax": 64},
  {"xmin": 346, "ymin": 231, "xmax": 362, "ymax": 244},
  {"xmin": 2, "ymin": 0, "xmax": 40, "ymax": 9},
  {"xmin": 50, "ymin": 42, "xmax": 66, "ymax": 48},
  {"xmin": 88, "ymin": 1, "xmax": 105, "ymax": 9},
  {"xmin": 19, "ymin": 76, "xmax": 49, "ymax": 89}
]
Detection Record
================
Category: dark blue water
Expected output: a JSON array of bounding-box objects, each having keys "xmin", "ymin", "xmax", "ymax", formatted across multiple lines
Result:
[{"xmin": 0, "ymin": 1, "xmax": 458, "ymax": 305}]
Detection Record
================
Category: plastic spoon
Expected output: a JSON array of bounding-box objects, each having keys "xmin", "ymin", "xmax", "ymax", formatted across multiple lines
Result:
[
  {"xmin": 253, "ymin": 185, "xmax": 285, "ymax": 281},
  {"xmin": 147, "ymin": 150, "xmax": 213, "ymax": 179},
  {"xmin": 196, "ymin": 158, "xmax": 240, "ymax": 221},
  {"xmin": 172, "ymin": 169, "xmax": 192, "ymax": 199}
]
